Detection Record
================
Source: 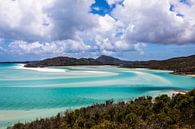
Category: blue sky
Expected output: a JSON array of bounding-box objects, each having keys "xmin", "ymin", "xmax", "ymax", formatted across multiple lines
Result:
[
  {"xmin": 91, "ymin": 0, "xmax": 121, "ymax": 16},
  {"xmin": 0, "ymin": 0, "xmax": 194, "ymax": 61}
]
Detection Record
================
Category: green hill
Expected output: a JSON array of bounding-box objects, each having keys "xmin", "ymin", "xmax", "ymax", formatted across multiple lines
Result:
[{"xmin": 24, "ymin": 55, "xmax": 195, "ymax": 75}]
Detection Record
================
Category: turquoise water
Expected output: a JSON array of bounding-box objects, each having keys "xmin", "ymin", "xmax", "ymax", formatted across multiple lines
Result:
[{"xmin": 0, "ymin": 63, "xmax": 195, "ymax": 128}]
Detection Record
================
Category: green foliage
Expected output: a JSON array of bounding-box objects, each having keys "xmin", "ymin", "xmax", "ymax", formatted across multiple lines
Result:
[
  {"xmin": 124, "ymin": 55, "xmax": 195, "ymax": 75},
  {"xmin": 10, "ymin": 89, "xmax": 195, "ymax": 129}
]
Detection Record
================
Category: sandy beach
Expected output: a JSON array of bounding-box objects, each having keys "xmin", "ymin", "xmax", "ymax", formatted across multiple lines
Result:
[
  {"xmin": 15, "ymin": 64, "xmax": 66, "ymax": 73},
  {"xmin": 171, "ymin": 90, "xmax": 189, "ymax": 95}
]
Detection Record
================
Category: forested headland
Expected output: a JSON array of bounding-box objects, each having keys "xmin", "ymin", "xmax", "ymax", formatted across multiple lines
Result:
[
  {"xmin": 24, "ymin": 55, "xmax": 195, "ymax": 75},
  {"xmin": 10, "ymin": 89, "xmax": 195, "ymax": 129}
]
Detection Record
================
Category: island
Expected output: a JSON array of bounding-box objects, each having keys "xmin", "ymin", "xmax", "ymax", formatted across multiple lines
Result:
[
  {"xmin": 6, "ymin": 55, "xmax": 192, "ymax": 129},
  {"xmin": 24, "ymin": 55, "xmax": 195, "ymax": 75}
]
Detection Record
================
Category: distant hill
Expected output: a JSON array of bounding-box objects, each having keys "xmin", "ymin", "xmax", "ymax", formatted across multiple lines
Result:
[
  {"xmin": 24, "ymin": 57, "xmax": 102, "ymax": 67},
  {"xmin": 24, "ymin": 55, "xmax": 129, "ymax": 67},
  {"xmin": 124, "ymin": 55, "xmax": 195, "ymax": 75},
  {"xmin": 96, "ymin": 55, "xmax": 129, "ymax": 65},
  {"xmin": 24, "ymin": 55, "xmax": 195, "ymax": 75}
]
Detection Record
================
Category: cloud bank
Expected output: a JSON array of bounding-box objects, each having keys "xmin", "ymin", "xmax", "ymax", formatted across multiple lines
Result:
[
  {"xmin": 0, "ymin": 0, "xmax": 194, "ymax": 58},
  {"xmin": 111, "ymin": 0, "xmax": 195, "ymax": 44}
]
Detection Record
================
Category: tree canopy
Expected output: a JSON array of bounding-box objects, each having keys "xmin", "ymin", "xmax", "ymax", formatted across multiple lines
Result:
[{"xmin": 10, "ymin": 89, "xmax": 195, "ymax": 129}]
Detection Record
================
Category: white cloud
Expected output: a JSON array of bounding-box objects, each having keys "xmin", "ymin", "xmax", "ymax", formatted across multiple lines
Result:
[
  {"xmin": 8, "ymin": 40, "xmax": 94, "ymax": 55},
  {"xmin": 0, "ymin": 0, "xmax": 53, "ymax": 41},
  {"xmin": 98, "ymin": 15, "xmax": 115, "ymax": 32},
  {"xmin": 46, "ymin": 0, "xmax": 98, "ymax": 41},
  {"xmin": 87, "ymin": 14, "xmax": 145, "ymax": 53},
  {"xmin": 112, "ymin": 0, "xmax": 195, "ymax": 44},
  {"xmin": 107, "ymin": 0, "xmax": 123, "ymax": 5},
  {"xmin": 92, "ymin": 6, "xmax": 101, "ymax": 11},
  {"xmin": 0, "ymin": 0, "xmax": 195, "ymax": 58},
  {"xmin": 0, "ymin": 0, "xmax": 97, "ymax": 41},
  {"xmin": 107, "ymin": 0, "xmax": 117, "ymax": 5}
]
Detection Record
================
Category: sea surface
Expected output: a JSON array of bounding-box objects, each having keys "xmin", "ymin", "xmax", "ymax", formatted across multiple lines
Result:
[{"xmin": 0, "ymin": 63, "xmax": 195, "ymax": 128}]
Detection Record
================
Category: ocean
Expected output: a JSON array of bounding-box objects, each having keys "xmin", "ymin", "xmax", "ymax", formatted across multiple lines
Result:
[{"xmin": 0, "ymin": 63, "xmax": 194, "ymax": 128}]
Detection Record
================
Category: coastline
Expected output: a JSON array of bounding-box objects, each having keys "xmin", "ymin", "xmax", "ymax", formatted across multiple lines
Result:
[
  {"xmin": 129, "ymin": 67, "xmax": 195, "ymax": 77},
  {"xmin": 2, "ymin": 89, "xmax": 190, "ymax": 129},
  {"xmin": 14, "ymin": 64, "xmax": 117, "ymax": 76},
  {"xmin": 9, "ymin": 89, "xmax": 195, "ymax": 129},
  {"xmin": 187, "ymin": 74, "xmax": 195, "ymax": 77},
  {"xmin": 127, "ymin": 67, "xmax": 173, "ymax": 73},
  {"xmin": 171, "ymin": 89, "xmax": 189, "ymax": 95},
  {"xmin": 2, "ymin": 64, "xmax": 194, "ymax": 129},
  {"xmin": 1, "ymin": 88, "xmax": 191, "ymax": 129},
  {"xmin": 15, "ymin": 64, "xmax": 66, "ymax": 73},
  {"xmin": 22, "ymin": 63, "xmax": 195, "ymax": 77}
]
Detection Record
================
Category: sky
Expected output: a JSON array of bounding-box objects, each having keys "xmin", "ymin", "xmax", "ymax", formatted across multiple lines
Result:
[{"xmin": 0, "ymin": 0, "xmax": 195, "ymax": 61}]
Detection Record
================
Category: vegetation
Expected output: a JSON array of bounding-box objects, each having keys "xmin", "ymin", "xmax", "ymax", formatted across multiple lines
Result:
[
  {"xmin": 24, "ymin": 55, "xmax": 195, "ymax": 75},
  {"xmin": 10, "ymin": 89, "xmax": 195, "ymax": 129},
  {"xmin": 96, "ymin": 55, "xmax": 129, "ymax": 65},
  {"xmin": 24, "ymin": 57, "xmax": 102, "ymax": 67},
  {"xmin": 124, "ymin": 55, "xmax": 195, "ymax": 75}
]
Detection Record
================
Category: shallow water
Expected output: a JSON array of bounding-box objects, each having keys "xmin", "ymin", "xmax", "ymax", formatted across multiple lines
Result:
[{"xmin": 0, "ymin": 63, "xmax": 195, "ymax": 128}]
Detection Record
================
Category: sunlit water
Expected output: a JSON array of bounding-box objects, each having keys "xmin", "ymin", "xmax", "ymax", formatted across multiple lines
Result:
[{"xmin": 0, "ymin": 63, "xmax": 195, "ymax": 128}]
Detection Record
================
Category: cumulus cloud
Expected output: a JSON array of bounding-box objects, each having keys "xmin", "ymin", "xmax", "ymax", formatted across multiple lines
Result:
[
  {"xmin": 8, "ymin": 40, "xmax": 95, "ymax": 55},
  {"xmin": 0, "ymin": 0, "xmax": 53, "ymax": 41},
  {"xmin": 0, "ymin": 0, "xmax": 97, "ymax": 42},
  {"xmin": 0, "ymin": 0, "xmax": 194, "ymax": 58},
  {"xmin": 107, "ymin": 0, "xmax": 123, "ymax": 5},
  {"xmin": 0, "ymin": 0, "xmax": 100, "ymax": 56},
  {"xmin": 112, "ymin": 0, "xmax": 195, "ymax": 44},
  {"xmin": 45, "ymin": 0, "xmax": 98, "ymax": 41}
]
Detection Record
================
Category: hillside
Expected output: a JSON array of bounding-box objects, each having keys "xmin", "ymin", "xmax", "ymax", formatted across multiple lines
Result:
[
  {"xmin": 124, "ymin": 55, "xmax": 195, "ymax": 75},
  {"xmin": 24, "ymin": 55, "xmax": 129, "ymax": 67},
  {"xmin": 24, "ymin": 57, "xmax": 102, "ymax": 67},
  {"xmin": 10, "ymin": 89, "xmax": 195, "ymax": 129},
  {"xmin": 24, "ymin": 55, "xmax": 195, "ymax": 75},
  {"xmin": 96, "ymin": 55, "xmax": 130, "ymax": 65}
]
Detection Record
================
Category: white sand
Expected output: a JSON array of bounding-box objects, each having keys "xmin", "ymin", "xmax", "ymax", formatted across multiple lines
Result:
[
  {"xmin": 171, "ymin": 90, "xmax": 188, "ymax": 95},
  {"xmin": 14, "ymin": 64, "xmax": 66, "ymax": 73},
  {"xmin": 82, "ymin": 71, "xmax": 113, "ymax": 74},
  {"xmin": 14, "ymin": 64, "xmax": 117, "ymax": 75},
  {"xmin": 187, "ymin": 74, "xmax": 195, "ymax": 77}
]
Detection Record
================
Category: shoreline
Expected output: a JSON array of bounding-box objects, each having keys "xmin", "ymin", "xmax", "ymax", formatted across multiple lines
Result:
[
  {"xmin": 127, "ymin": 67, "xmax": 195, "ymax": 77},
  {"xmin": 8, "ymin": 89, "xmax": 195, "ymax": 129},
  {"xmin": 15, "ymin": 64, "xmax": 66, "ymax": 73},
  {"xmin": 14, "ymin": 64, "xmax": 117, "ymax": 75},
  {"xmin": 1, "ymin": 89, "xmax": 192, "ymax": 129},
  {"xmin": 22, "ymin": 64, "xmax": 195, "ymax": 77},
  {"xmin": 15, "ymin": 60, "xmax": 194, "ymax": 77},
  {"xmin": 2, "ymin": 64, "xmax": 193, "ymax": 129},
  {"xmin": 171, "ymin": 89, "xmax": 189, "ymax": 95},
  {"xmin": 187, "ymin": 74, "xmax": 195, "ymax": 77}
]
